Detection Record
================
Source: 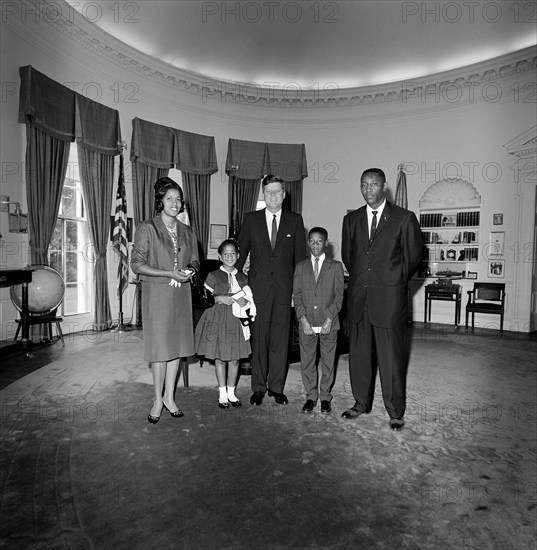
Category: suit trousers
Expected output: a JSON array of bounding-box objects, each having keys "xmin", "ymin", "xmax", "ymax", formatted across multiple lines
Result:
[
  {"xmin": 250, "ymin": 290, "xmax": 292, "ymax": 393},
  {"xmin": 298, "ymin": 330, "xmax": 338, "ymax": 402},
  {"xmin": 348, "ymin": 303, "xmax": 407, "ymax": 418}
]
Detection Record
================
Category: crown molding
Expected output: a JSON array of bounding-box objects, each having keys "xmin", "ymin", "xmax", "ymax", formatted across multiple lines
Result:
[{"xmin": 8, "ymin": 0, "xmax": 537, "ymax": 110}]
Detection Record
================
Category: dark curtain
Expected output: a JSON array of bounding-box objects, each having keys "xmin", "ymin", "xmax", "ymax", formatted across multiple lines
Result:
[
  {"xmin": 132, "ymin": 161, "xmax": 169, "ymax": 225},
  {"xmin": 75, "ymin": 93, "xmax": 122, "ymax": 330},
  {"xmin": 225, "ymin": 138, "xmax": 308, "ymax": 231},
  {"xmin": 77, "ymin": 146, "xmax": 115, "ymax": 330},
  {"xmin": 181, "ymin": 173, "xmax": 210, "ymax": 259},
  {"xmin": 130, "ymin": 118, "xmax": 217, "ymax": 229},
  {"xmin": 228, "ymin": 177, "xmax": 260, "ymax": 238},
  {"xmin": 25, "ymin": 124, "xmax": 70, "ymax": 264},
  {"xmin": 284, "ymin": 179, "xmax": 304, "ymax": 214}
]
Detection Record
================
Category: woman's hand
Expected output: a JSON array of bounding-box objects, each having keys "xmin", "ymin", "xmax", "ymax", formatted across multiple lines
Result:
[
  {"xmin": 234, "ymin": 297, "xmax": 248, "ymax": 307},
  {"xmin": 171, "ymin": 269, "xmax": 193, "ymax": 283}
]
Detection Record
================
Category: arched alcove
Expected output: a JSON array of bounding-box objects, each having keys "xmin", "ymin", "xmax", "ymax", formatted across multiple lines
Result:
[{"xmin": 419, "ymin": 178, "xmax": 481, "ymax": 209}]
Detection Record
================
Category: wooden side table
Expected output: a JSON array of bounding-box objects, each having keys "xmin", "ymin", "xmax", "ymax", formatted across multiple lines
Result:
[{"xmin": 424, "ymin": 283, "xmax": 462, "ymax": 326}]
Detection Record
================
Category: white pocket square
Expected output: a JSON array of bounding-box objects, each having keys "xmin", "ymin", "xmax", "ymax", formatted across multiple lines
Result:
[{"xmin": 286, "ymin": 234, "xmax": 291, "ymax": 237}]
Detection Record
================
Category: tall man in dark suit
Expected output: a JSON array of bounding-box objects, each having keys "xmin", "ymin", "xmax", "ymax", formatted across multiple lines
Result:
[
  {"xmin": 341, "ymin": 168, "xmax": 423, "ymax": 430},
  {"xmin": 237, "ymin": 175, "xmax": 307, "ymax": 406}
]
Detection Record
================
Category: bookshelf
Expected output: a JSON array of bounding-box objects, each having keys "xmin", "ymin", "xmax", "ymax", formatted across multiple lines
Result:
[{"xmin": 417, "ymin": 179, "xmax": 482, "ymax": 278}]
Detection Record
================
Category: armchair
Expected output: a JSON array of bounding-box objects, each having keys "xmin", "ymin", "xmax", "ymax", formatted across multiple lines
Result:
[{"xmin": 465, "ymin": 282, "xmax": 506, "ymax": 334}]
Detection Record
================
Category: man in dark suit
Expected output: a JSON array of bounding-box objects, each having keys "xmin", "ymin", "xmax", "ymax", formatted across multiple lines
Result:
[
  {"xmin": 293, "ymin": 227, "xmax": 344, "ymax": 415},
  {"xmin": 237, "ymin": 175, "xmax": 307, "ymax": 406},
  {"xmin": 341, "ymin": 168, "xmax": 423, "ymax": 430}
]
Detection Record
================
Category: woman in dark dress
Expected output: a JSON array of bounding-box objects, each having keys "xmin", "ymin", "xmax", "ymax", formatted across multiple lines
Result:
[{"xmin": 131, "ymin": 177, "xmax": 200, "ymax": 423}]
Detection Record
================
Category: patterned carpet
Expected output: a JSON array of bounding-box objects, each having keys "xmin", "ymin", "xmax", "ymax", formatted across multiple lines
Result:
[{"xmin": 1, "ymin": 327, "xmax": 535, "ymax": 549}]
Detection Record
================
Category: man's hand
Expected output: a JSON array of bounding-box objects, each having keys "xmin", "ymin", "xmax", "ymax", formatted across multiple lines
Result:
[
  {"xmin": 300, "ymin": 316, "xmax": 314, "ymax": 335},
  {"xmin": 320, "ymin": 318, "xmax": 332, "ymax": 334}
]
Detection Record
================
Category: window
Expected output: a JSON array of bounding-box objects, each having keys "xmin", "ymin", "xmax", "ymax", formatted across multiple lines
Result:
[
  {"xmin": 48, "ymin": 143, "xmax": 93, "ymax": 315},
  {"xmin": 255, "ymin": 181, "xmax": 264, "ymax": 210}
]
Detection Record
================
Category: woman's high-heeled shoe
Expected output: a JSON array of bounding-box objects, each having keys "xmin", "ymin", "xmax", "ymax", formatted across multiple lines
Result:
[
  {"xmin": 229, "ymin": 399, "xmax": 242, "ymax": 408},
  {"xmin": 148, "ymin": 400, "xmax": 162, "ymax": 424},
  {"xmin": 163, "ymin": 397, "xmax": 184, "ymax": 418},
  {"xmin": 219, "ymin": 401, "xmax": 230, "ymax": 409}
]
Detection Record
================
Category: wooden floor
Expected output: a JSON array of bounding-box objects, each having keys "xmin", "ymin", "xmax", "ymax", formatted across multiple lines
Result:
[{"xmin": 0, "ymin": 328, "xmax": 143, "ymax": 391}]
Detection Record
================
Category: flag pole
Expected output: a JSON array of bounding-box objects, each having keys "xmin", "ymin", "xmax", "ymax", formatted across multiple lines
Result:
[{"xmin": 112, "ymin": 141, "xmax": 132, "ymax": 333}]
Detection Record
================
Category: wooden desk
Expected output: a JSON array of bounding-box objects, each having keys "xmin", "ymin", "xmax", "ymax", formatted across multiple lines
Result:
[
  {"xmin": 424, "ymin": 283, "xmax": 462, "ymax": 326},
  {"xmin": 0, "ymin": 268, "xmax": 33, "ymax": 357}
]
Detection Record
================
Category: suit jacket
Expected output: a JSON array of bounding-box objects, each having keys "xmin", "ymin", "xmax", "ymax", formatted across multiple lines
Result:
[
  {"xmin": 131, "ymin": 216, "xmax": 200, "ymax": 284},
  {"xmin": 342, "ymin": 201, "xmax": 423, "ymax": 327},
  {"xmin": 293, "ymin": 257, "xmax": 345, "ymax": 332},
  {"xmin": 237, "ymin": 208, "xmax": 307, "ymax": 304}
]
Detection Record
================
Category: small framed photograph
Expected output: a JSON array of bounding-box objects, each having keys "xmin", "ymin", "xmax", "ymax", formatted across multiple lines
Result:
[
  {"xmin": 493, "ymin": 213, "xmax": 503, "ymax": 225},
  {"xmin": 441, "ymin": 214, "xmax": 457, "ymax": 227},
  {"xmin": 489, "ymin": 231, "xmax": 505, "ymax": 256},
  {"xmin": 488, "ymin": 260, "xmax": 505, "ymax": 278},
  {"xmin": 209, "ymin": 224, "xmax": 227, "ymax": 249},
  {"xmin": 467, "ymin": 271, "xmax": 478, "ymax": 279}
]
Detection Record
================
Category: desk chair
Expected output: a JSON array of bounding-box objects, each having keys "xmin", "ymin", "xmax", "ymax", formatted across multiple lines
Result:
[
  {"xmin": 14, "ymin": 307, "xmax": 65, "ymax": 347},
  {"xmin": 465, "ymin": 283, "xmax": 506, "ymax": 334}
]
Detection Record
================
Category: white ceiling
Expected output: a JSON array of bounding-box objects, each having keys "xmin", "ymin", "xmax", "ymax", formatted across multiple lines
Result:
[{"xmin": 67, "ymin": 0, "xmax": 536, "ymax": 88}]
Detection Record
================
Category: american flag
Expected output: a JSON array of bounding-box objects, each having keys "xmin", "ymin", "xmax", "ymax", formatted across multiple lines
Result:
[{"xmin": 112, "ymin": 150, "xmax": 129, "ymax": 297}]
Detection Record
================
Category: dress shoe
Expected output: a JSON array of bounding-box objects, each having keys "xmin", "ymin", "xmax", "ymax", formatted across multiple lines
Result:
[
  {"xmin": 218, "ymin": 401, "xmax": 230, "ymax": 409},
  {"xmin": 389, "ymin": 417, "xmax": 405, "ymax": 431},
  {"xmin": 250, "ymin": 391, "xmax": 265, "ymax": 406},
  {"xmin": 163, "ymin": 398, "xmax": 184, "ymax": 418},
  {"xmin": 267, "ymin": 389, "xmax": 288, "ymax": 404},
  {"xmin": 320, "ymin": 400, "xmax": 332, "ymax": 415},
  {"xmin": 148, "ymin": 400, "xmax": 162, "ymax": 424},
  {"xmin": 302, "ymin": 399, "xmax": 316, "ymax": 413},
  {"xmin": 229, "ymin": 399, "xmax": 242, "ymax": 408},
  {"xmin": 341, "ymin": 405, "xmax": 370, "ymax": 419}
]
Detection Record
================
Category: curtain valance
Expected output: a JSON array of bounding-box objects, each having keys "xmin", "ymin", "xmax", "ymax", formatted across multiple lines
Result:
[
  {"xmin": 19, "ymin": 65, "xmax": 122, "ymax": 155},
  {"xmin": 18, "ymin": 65, "xmax": 75, "ymax": 142},
  {"xmin": 176, "ymin": 128, "xmax": 218, "ymax": 175},
  {"xmin": 75, "ymin": 93, "xmax": 122, "ymax": 155},
  {"xmin": 130, "ymin": 117, "xmax": 218, "ymax": 175},
  {"xmin": 225, "ymin": 138, "xmax": 308, "ymax": 181}
]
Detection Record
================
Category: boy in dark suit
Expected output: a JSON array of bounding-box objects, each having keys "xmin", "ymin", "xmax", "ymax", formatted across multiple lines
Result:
[{"xmin": 293, "ymin": 227, "xmax": 344, "ymax": 415}]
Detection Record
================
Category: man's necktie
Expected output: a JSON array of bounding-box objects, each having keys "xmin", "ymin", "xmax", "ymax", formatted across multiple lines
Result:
[
  {"xmin": 271, "ymin": 214, "xmax": 277, "ymax": 250},
  {"xmin": 314, "ymin": 257, "xmax": 319, "ymax": 282},
  {"xmin": 370, "ymin": 211, "xmax": 378, "ymax": 243}
]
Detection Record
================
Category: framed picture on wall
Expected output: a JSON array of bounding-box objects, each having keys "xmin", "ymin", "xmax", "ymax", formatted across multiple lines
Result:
[
  {"xmin": 489, "ymin": 231, "xmax": 505, "ymax": 256},
  {"xmin": 210, "ymin": 224, "xmax": 227, "ymax": 249},
  {"xmin": 493, "ymin": 213, "xmax": 503, "ymax": 225},
  {"xmin": 488, "ymin": 259, "xmax": 505, "ymax": 278}
]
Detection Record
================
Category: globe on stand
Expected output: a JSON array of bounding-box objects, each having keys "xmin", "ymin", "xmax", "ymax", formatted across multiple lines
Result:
[{"xmin": 10, "ymin": 265, "xmax": 65, "ymax": 314}]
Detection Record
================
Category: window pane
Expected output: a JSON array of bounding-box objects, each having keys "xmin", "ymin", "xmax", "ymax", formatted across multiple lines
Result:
[
  {"xmin": 61, "ymin": 185, "xmax": 78, "ymax": 218},
  {"xmin": 48, "ymin": 143, "xmax": 92, "ymax": 317}
]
